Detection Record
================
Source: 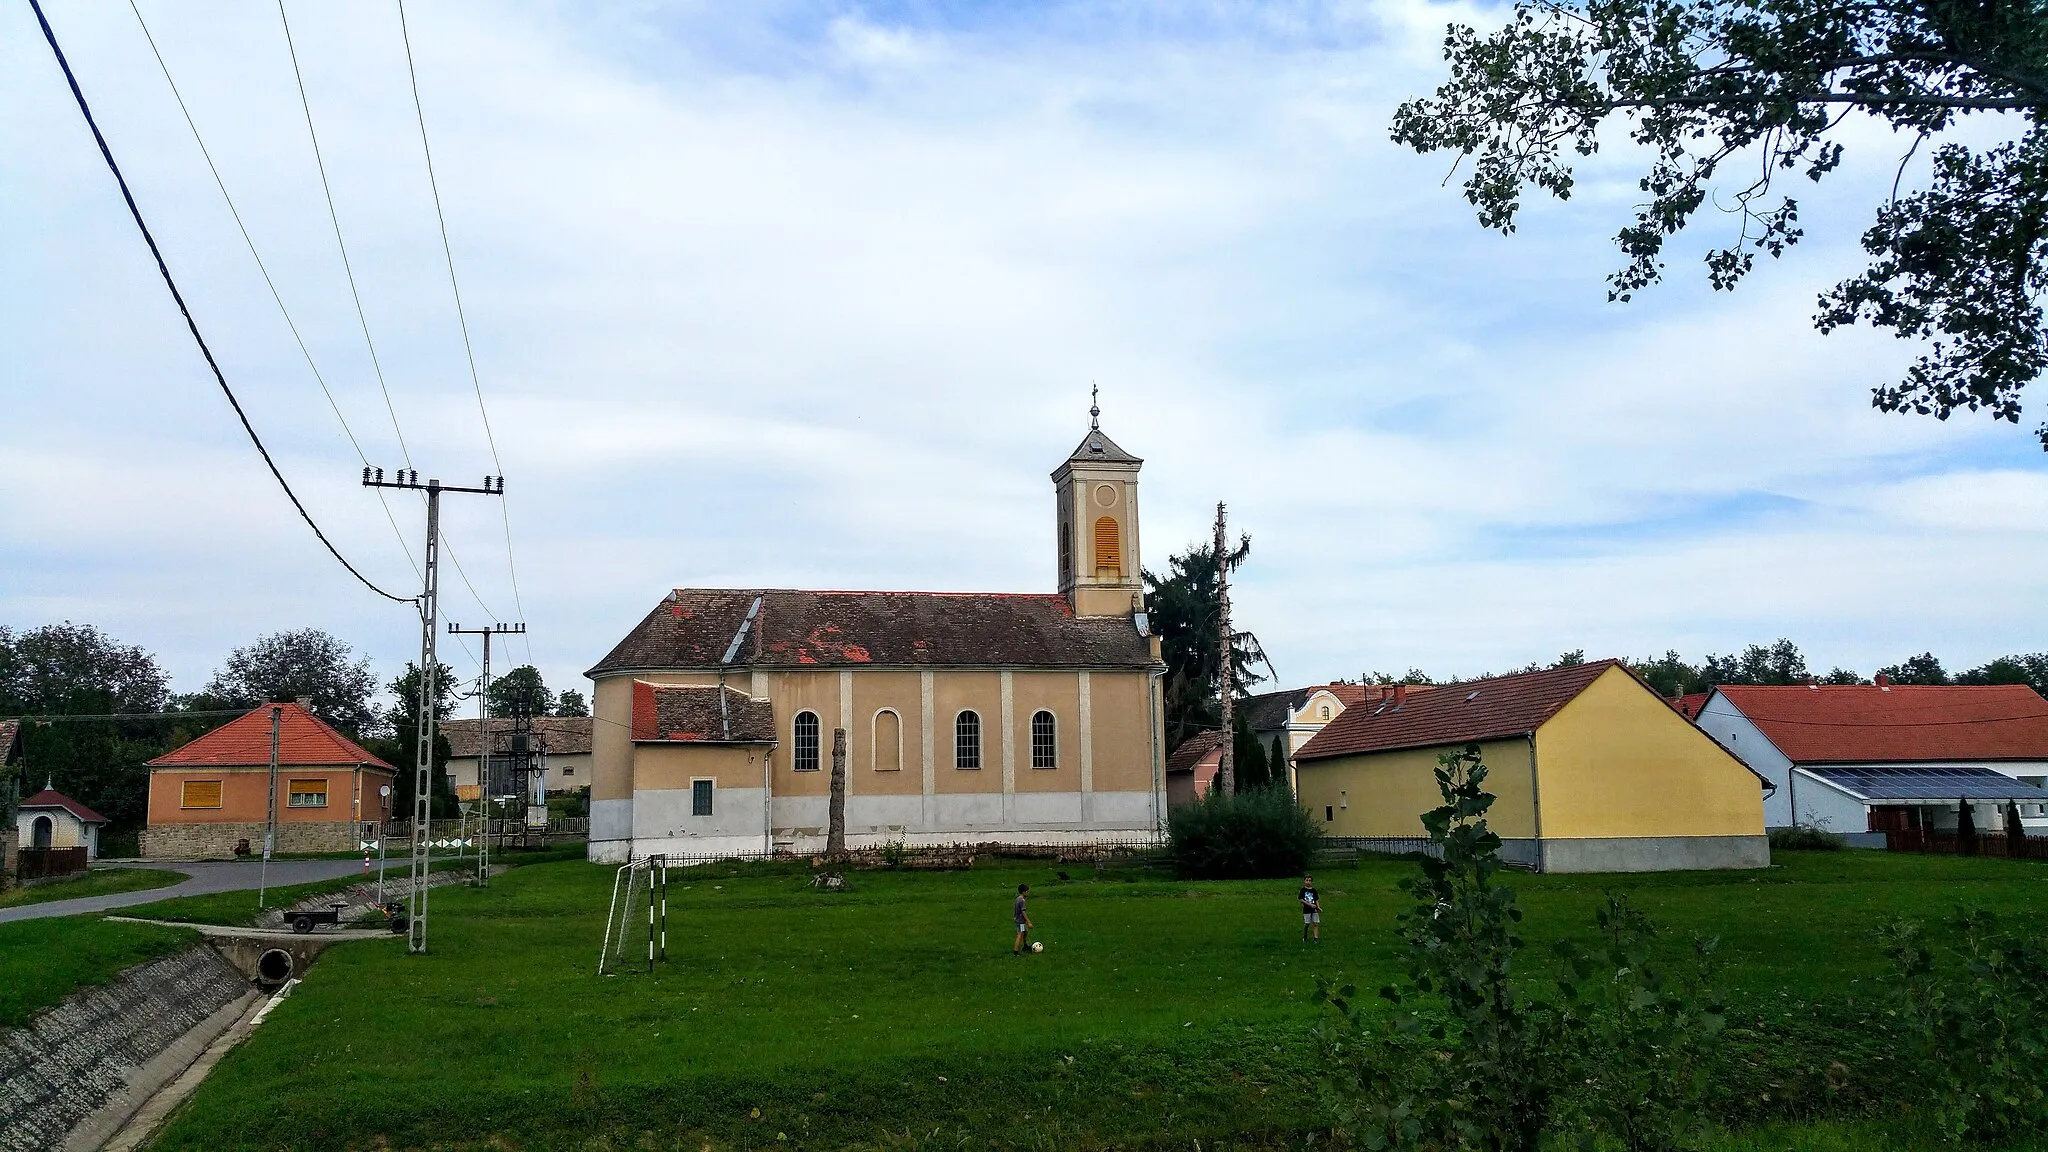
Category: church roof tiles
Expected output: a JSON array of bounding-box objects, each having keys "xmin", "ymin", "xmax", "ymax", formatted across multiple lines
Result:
[{"xmin": 590, "ymin": 589, "xmax": 1156, "ymax": 676}]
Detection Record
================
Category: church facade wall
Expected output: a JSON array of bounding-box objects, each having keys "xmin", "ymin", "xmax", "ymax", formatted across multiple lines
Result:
[{"xmin": 588, "ymin": 664, "xmax": 1163, "ymax": 861}]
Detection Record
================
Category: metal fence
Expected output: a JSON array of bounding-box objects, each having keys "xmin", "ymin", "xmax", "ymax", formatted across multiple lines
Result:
[{"xmin": 1885, "ymin": 828, "xmax": 2048, "ymax": 861}]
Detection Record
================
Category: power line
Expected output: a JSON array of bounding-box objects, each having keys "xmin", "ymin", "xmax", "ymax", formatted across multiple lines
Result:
[
  {"xmin": 275, "ymin": 0, "xmax": 414, "ymax": 472},
  {"xmin": 126, "ymin": 0, "xmax": 423, "ymax": 586},
  {"xmin": 27, "ymin": 0, "xmax": 414, "ymax": 606},
  {"xmin": 395, "ymin": 0, "xmax": 533, "ymax": 664}
]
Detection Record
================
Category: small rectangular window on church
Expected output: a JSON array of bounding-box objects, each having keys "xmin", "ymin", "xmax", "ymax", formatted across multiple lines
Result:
[{"xmin": 692, "ymin": 779, "xmax": 714, "ymax": 817}]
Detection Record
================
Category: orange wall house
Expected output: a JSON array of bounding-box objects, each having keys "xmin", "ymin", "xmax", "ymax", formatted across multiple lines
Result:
[{"xmin": 141, "ymin": 702, "xmax": 396, "ymax": 859}]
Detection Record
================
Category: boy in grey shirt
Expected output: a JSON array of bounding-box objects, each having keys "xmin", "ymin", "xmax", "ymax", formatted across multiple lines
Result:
[{"xmin": 1012, "ymin": 883, "xmax": 1033, "ymax": 955}]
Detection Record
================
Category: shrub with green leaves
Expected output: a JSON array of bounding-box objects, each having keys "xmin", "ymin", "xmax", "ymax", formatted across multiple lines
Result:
[
  {"xmin": 1165, "ymin": 783, "xmax": 1321, "ymax": 879},
  {"xmin": 1317, "ymin": 743, "xmax": 1562, "ymax": 1151},
  {"xmin": 1316, "ymin": 743, "xmax": 1731, "ymax": 1152},
  {"xmin": 1770, "ymin": 824, "xmax": 1846, "ymax": 851},
  {"xmin": 1882, "ymin": 909, "xmax": 2048, "ymax": 1144},
  {"xmin": 1553, "ymin": 894, "xmax": 1728, "ymax": 1152}
]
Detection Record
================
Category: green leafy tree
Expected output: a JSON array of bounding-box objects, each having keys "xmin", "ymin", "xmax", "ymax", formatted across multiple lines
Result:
[
  {"xmin": 0, "ymin": 623, "xmax": 172, "ymax": 836},
  {"xmin": 1143, "ymin": 541, "xmax": 1273, "ymax": 749},
  {"xmin": 1956, "ymin": 652, "xmax": 2048, "ymax": 696},
  {"xmin": 371, "ymin": 661, "xmax": 457, "ymax": 820},
  {"xmin": 488, "ymin": 665, "xmax": 550, "ymax": 717},
  {"xmin": 1878, "ymin": 651, "xmax": 1950, "ymax": 684},
  {"xmin": 1702, "ymin": 639, "xmax": 1811, "ymax": 686},
  {"xmin": 1393, "ymin": 0, "xmax": 2048, "ymax": 444},
  {"xmin": 553, "ymin": 689, "xmax": 590, "ymax": 717},
  {"xmin": 1231, "ymin": 712, "xmax": 1271, "ymax": 791},
  {"xmin": 198, "ymin": 628, "xmax": 378, "ymax": 737},
  {"xmin": 1270, "ymin": 735, "xmax": 1291, "ymax": 797}
]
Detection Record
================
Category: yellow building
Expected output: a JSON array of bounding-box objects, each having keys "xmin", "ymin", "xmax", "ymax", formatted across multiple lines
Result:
[
  {"xmin": 1294, "ymin": 661, "xmax": 1768, "ymax": 872},
  {"xmin": 584, "ymin": 416, "xmax": 1168, "ymax": 862}
]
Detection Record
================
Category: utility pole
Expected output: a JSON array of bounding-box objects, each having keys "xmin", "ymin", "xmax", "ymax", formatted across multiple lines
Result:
[
  {"xmin": 364, "ymin": 467, "xmax": 505, "ymax": 955},
  {"xmin": 258, "ymin": 704, "xmax": 281, "ymax": 908},
  {"xmin": 449, "ymin": 621, "xmax": 522, "ymax": 888},
  {"xmin": 1213, "ymin": 502, "xmax": 1235, "ymax": 797}
]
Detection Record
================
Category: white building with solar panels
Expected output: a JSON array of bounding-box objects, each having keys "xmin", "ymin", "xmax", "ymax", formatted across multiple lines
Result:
[{"xmin": 1695, "ymin": 679, "xmax": 2048, "ymax": 836}]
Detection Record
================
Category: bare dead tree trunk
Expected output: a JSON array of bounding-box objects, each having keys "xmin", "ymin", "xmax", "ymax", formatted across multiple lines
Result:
[
  {"xmin": 1214, "ymin": 501, "xmax": 1235, "ymax": 797},
  {"xmin": 826, "ymin": 727, "xmax": 848, "ymax": 857}
]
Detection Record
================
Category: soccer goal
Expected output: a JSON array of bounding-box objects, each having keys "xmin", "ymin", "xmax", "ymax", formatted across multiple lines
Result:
[{"xmin": 598, "ymin": 854, "xmax": 669, "ymax": 975}]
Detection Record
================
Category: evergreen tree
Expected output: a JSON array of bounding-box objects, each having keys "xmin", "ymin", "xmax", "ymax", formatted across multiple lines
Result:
[{"xmin": 1143, "ymin": 541, "xmax": 1273, "ymax": 749}]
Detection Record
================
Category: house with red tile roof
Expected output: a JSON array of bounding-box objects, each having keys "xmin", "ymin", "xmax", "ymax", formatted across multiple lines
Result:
[
  {"xmin": 1694, "ymin": 678, "xmax": 2048, "ymax": 835},
  {"xmin": 1238, "ymin": 682, "xmax": 1409, "ymax": 792},
  {"xmin": 140, "ymin": 702, "xmax": 396, "ymax": 859},
  {"xmin": 1294, "ymin": 661, "xmax": 1768, "ymax": 872},
  {"xmin": 583, "ymin": 418, "xmax": 1168, "ymax": 862},
  {"xmin": 1164, "ymin": 730, "xmax": 1228, "ymax": 809}
]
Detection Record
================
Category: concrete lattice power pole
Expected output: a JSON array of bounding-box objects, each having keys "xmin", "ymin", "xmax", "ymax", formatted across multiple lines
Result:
[
  {"xmin": 363, "ymin": 467, "xmax": 504, "ymax": 955},
  {"xmin": 1214, "ymin": 501, "xmax": 1235, "ymax": 797}
]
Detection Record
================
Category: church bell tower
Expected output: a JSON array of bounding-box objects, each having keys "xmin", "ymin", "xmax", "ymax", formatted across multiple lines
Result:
[{"xmin": 1053, "ymin": 390, "xmax": 1144, "ymax": 617}]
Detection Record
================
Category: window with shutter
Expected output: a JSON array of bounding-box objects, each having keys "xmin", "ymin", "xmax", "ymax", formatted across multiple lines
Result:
[
  {"xmin": 1093, "ymin": 517, "xmax": 1121, "ymax": 575},
  {"xmin": 181, "ymin": 780, "xmax": 223, "ymax": 809},
  {"xmin": 288, "ymin": 779, "xmax": 329, "ymax": 807}
]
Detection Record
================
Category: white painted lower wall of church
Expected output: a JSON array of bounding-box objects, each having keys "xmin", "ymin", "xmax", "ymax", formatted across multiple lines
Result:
[{"xmin": 589, "ymin": 788, "xmax": 1163, "ymax": 863}]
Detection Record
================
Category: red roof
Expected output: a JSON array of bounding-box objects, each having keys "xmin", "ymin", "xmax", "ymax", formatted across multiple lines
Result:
[
  {"xmin": 1296, "ymin": 661, "xmax": 1619, "ymax": 762},
  {"xmin": 148, "ymin": 702, "xmax": 394, "ymax": 770},
  {"xmin": 1165, "ymin": 730, "xmax": 1227, "ymax": 775},
  {"xmin": 1715, "ymin": 684, "xmax": 2048, "ymax": 764},
  {"xmin": 1671, "ymin": 693, "xmax": 1710, "ymax": 719},
  {"xmin": 19, "ymin": 788, "xmax": 107, "ymax": 823}
]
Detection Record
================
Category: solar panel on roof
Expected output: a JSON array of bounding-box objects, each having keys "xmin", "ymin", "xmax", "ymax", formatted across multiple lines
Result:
[{"xmin": 1800, "ymin": 765, "xmax": 2048, "ymax": 803}]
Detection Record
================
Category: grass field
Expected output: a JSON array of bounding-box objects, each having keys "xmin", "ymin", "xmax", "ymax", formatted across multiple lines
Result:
[
  {"xmin": 0, "ymin": 866, "xmax": 184, "ymax": 909},
  {"xmin": 140, "ymin": 849, "xmax": 2048, "ymax": 1151},
  {"xmin": 0, "ymin": 915, "xmax": 198, "ymax": 1027}
]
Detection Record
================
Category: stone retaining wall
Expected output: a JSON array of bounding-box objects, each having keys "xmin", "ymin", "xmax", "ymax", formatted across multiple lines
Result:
[
  {"xmin": 0, "ymin": 945, "xmax": 249, "ymax": 1152},
  {"xmin": 140, "ymin": 819, "xmax": 364, "ymax": 859}
]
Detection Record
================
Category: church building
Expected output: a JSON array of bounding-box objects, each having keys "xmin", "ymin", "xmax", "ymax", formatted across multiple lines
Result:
[{"xmin": 585, "ymin": 415, "xmax": 1168, "ymax": 862}]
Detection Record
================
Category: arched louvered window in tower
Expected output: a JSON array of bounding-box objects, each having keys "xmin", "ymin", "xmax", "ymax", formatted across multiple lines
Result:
[
  {"xmin": 1031, "ymin": 710, "xmax": 1057, "ymax": 769},
  {"xmin": 1093, "ymin": 517, "xmax": 1121, "ymax": 576},
  {"xmin": 955, "ymin": 711, "xmax": 982, "ymax": 769},
  {"xmin": 793, "ymin": 711, "xmax": 821, "ymax": 772}
]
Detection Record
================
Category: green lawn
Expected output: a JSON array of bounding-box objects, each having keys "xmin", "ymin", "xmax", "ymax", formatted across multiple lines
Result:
[
  {"xmin": 0, "ymin": 915, "xmax": 198, "ymax": 1027},
  {"xmin": 0, "ymin": 866, "xmax": 184, "ymax": 909},
  {"xmin": 147, "ymin": 850, "xmax": 2048, "ymax": 1151}
]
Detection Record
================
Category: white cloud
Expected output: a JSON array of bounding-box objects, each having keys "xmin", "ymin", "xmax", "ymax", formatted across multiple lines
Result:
[{"xmin": 2, "ymin": 0, "xmax": 2042, "ymax": 705}]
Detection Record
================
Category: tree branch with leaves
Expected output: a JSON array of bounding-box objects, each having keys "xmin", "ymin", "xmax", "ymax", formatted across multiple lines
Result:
[{"xmin": 1393, "ymin": 0, "xmax": 2048, "ymax": 441}]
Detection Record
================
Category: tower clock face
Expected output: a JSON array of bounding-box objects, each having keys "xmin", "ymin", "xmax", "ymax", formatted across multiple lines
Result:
[{"xmin": 1093, "ymin": 484, "xmax": 1118, "ymax": 508}]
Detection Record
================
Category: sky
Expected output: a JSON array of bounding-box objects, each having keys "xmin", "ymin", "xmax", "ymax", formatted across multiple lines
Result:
[{"xmin": 4, "ymin": 0, "xmax": 2045, "ymax": 710}]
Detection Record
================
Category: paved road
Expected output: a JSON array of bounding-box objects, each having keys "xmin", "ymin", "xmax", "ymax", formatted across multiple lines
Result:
[{"xmin": 0, "ymin": 859, "xmax": 372, "ymax": 925}]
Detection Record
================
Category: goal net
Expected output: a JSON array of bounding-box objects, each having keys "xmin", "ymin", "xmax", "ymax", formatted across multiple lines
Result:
[{"xmin": 598, "ymin": 855, "xmax": 668, "ymax": 975}]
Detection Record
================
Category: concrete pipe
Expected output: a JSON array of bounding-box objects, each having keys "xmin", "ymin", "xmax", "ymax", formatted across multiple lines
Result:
[{"xmin": 256, "ymin": 948, "xmax": 294, "ymax": 986}]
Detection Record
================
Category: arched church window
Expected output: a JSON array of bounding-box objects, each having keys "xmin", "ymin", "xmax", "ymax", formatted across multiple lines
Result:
[
  {"xmin": 1059, "ymin": 525, "xmax": 1072, "ymax": 584},
  {"xmin": 955, "ymin": 711, "xmax": 981, "ymax": 769},
  {"xmin": 1031, "ymin": 711, "xmax": 1057, "ymax": 769},
  {"xmin": 873, "ymin": 710, "xmax": 902, "ymax": 772},
  {"xmin": 793, "ymin": 711, "xmax": 821, "ymax": 772},
  {"xmin": 1093, "ymin": 517, "xmax": 1121, "ymax": 575}
]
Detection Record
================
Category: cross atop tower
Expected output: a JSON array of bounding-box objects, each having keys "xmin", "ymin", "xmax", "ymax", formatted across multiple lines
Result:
[{"xmin": 1090, "ymin": 382, "xmax": 1100, "ymax": 431}]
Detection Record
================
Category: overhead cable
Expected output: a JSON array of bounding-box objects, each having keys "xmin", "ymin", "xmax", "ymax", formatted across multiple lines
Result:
[
  {"xmin": 27, "ymin": 0, "xmax": 414, "ymax": 606},
  {"xmin": 126, "ymin": 0, "xmax": 424, "ymax": 585},
  {"xmin": 396, "ymin": 0, "xmax": 533, "ymax": 663}
]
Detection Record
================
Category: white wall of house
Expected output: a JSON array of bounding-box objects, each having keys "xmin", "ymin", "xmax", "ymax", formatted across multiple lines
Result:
[
  {"xmin": 1785, "ymin": 770, "xmax": 1871, "ymax": 834},
  {"xmin": 1694, "ymin": 694, "xmax": 1796, "ymax": 827},
  {"xmin": 15, "ymin": 808, "xmax": 99, "ymax": 858}
]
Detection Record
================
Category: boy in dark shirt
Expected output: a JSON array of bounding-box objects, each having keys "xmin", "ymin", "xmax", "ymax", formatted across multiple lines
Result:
[
  {"xmin": 1299, "ymin": 874, "xmax": 1320, "ymax": 943},
  {"xmin": 1012, "ymin": 883, "xmax": 1033, "ymax": 955}
]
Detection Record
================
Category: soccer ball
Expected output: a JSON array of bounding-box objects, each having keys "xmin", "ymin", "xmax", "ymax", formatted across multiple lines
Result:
[{"xmin": 1030, "ymin": 941, "xmax": 1044, "ymax": 953}]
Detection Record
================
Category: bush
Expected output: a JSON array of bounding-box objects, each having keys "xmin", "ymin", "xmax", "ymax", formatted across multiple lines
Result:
[
  {"xmin": 1770, "ymin": 824, "xmax": 1845, "ymax": 851},
  {"xmin": 1883, "ymin": 909, "xmax": 2048, "ymax": 1143},
  {"xmin": 1165, "ymin": 785, "xmax": 1320, "ymax": 879}
]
